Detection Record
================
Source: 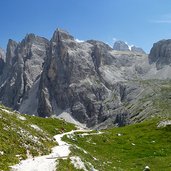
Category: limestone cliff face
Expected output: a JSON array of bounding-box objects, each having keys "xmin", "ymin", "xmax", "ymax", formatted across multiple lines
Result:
[
  {"xmin": 0, "ymin": 48, "xmax": 5, "ymax": 75},
  {"xmin": 149, "ymin": 39, "xmax": 171, "ymax": 69},
  {"xmin": 1, "ymin": 28, "xmax": 171, "ymax": 128},
  {"xmin": 113, "ymin": 41, "xmax": 130, "ymax": 51},
  {"xmin": 36, "ymin": 29, "xmax": 147, "ymax": 127},
  {"xmin": 113, "ymin": 40, "xmax": 146, "ymax": 54},
  {"xmin": 0, "ymin": 47, "xmax": 5, "ymax": 60},
  {"xmin": 0, "ymin": 34, "xmax": 49, "ymax": 109},
  {"xmin": 131, "ymin": 46, "xmax": 146, "ymax": 54},
  {"xmin": 37, "ymin": 30, "xmax": 113, "ymax": 126}
]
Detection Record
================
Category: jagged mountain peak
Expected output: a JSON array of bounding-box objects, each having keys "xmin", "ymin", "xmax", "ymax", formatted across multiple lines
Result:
[
  {"xmin": 25, "ymin": 33, "xmax": 36, "ymax": 41},
  {"xmin": 149, "ymin": 39, "xmax": 171, "ymax": 68},
  {"xmin": 21, "ymin": 33, "xmax": 49, "ymax": 47},
  {"xmin": 86, "ymin": 40, "xmax": 113, "ymax": 51},
  {"xmin": 113, "ymin": 40, "xmax": 130, "ymax": 51},
  {"xmin": 0, "ymin": 28, "xmax": 171, "ymax": 129},
  {"xmin": 6, "ymin": 39, "xmax": 18, "ymax": 66},
  {"xmin": 131, "ymin": 45, "xmax": 146, "ymax": 54},
  {"xmin": 7, "ymin": 39, "xmax": 18, "ymax": 50},
  {"xmin": 52, "ymin": 28, "xmax": 74, "ymax": 42},
  {"xmin": 113, "ymin": 40, "xmax": 146, "ymax": 54},
  {"xmin": 0, "ymin": 33, "xmax": 50, "ymax": 110}
]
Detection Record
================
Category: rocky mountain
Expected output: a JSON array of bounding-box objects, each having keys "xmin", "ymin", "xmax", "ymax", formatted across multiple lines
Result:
[
  {"xmin": 0, "ymin": 48, "xmax": 5, "ymax": 75},
  {"xmin": 113, "ymin": 40, "xmax": 146, "ymax": 54},
  {"xmin": 0, "ymin": 47, "xmax": 5, "ymax": 59},
  {"xmin": 149, "ymin": 39, "xmax": 171, "ymax": 69},
  {"xmin": 0, "ymin": 29, "xmax": 171, "ymax": 129},
  {"xmin": 131, "ymin": 45, "xmax": 146, "ymax": 54},
  {"xmin": 0, "ymin": 34, "xmax": 49, "ymax": 110},
  {"xmin": 113, "ymin": 40, "xmax": 130, "ymax": 51},
  {"xmin": 0, "ymin": 104, "xmax": 75, "ymax": 171}
]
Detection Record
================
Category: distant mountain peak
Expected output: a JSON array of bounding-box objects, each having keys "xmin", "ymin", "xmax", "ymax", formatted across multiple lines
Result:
[
  {"xmin": 113, "ymin": 40, "xmax": 130, "ymax": 51},
  {"xmin": 113, "ymin": 40, "xmax": 146, "ymax": 54},
  {"xmin": 131, "ymin": 45, "xmax": 146, "ymax": 54}
]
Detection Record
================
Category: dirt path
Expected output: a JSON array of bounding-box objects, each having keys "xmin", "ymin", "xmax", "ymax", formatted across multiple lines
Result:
[{"xmin": 10, "ymin": 129, "xmax": 89, "ymax": 171}]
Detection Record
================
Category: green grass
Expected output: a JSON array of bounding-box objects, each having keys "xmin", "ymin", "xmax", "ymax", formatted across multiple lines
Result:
[
  {"xmin": 0, "ymin": 105, "xmax": 76, "ymax": 171},
  {"xmin": 24, "ymin": 114, "xmax": 76, "ymax": 136},
  {"xmin": 56, "ymin": 158, "xmax": 84, "ymax": 171},
  {"xmin": 2, "ymin": 80, "xmax": 171, "ymax": 171},
  {"xmin": 63, "ymin": 118, "xmax": 171, "ymax": 171}
]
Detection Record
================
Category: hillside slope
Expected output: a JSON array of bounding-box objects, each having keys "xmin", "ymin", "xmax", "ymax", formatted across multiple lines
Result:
[
  {"xmin": 1, "ymin": 104, "xmax": 171, "ymax": 171},
  {"xmin": 0, "ymin": 105, "xmax": 75, "ymax": 171},
  {"xmin": 62, "ymin": 118, "xmax": 171, "ymax": 171}
]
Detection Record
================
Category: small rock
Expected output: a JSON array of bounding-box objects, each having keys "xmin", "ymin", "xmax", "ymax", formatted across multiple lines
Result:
[
  {"xmin": 117, "ymin": 133, "xmax": 122, "ymax": 136},
  {"xmin": 0, "ymin": 151, "xmax": 4, "ymax": 155},
  {"xmin": 157, "ymin": 120, "xmax": 171, "ymax": 128},
  {"xmin": 15, "ymin": 154, "xmax": 20, "ymax": 157},
  {"xmin": 143, "ymin": 165, "xmax": 150, "ymax": 171}
]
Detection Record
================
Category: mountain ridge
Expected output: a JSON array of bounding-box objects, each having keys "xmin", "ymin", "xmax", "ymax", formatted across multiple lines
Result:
[
  {"xmin": 113, "ymin": 40, "xmax": 146, "ymax": 54},
  {"xmin": 0, "ymin": 28, "xmax": 171, "ymax": 129}
]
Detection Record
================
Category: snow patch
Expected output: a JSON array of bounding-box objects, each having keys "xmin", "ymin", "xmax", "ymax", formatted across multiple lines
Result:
[
  {"xmin": 75, "ymin": 38, "xmax": 84, "ymax": 43},
  {"xmin": 128, "ymin": 45, "xmax": 134, "ymax": 51},
  {"xmin": 125, "ymin": 41, "xmax": 134, "ymax": 51}
]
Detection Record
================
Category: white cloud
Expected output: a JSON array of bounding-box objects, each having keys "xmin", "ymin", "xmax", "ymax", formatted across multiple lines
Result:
[
  {"xmin": 112, "ymin": 37, "xmax": 117, "ymax": 42},
  {"xmin": 75, "ymin": 38, "xmax": 84, "ymax": 43},
  {"xmin": 151, "ymin": 14, "xmax": 171, "ymax": 24}
]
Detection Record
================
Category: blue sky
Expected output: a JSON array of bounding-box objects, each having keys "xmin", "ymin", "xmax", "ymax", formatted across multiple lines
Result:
[{"xmin": 1, "ymin": 0, "xmax": 171, "ymax": 52}]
